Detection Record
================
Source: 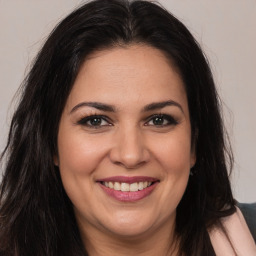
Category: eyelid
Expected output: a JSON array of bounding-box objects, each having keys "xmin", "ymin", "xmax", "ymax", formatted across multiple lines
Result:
[
  {"xmin": 77, "ymin": 114, "xmax": 113, "ymax": 127},
  {"xmin": 76, "ymin": 113, "xmax": 178, "ymax": 128},
  {"xmin": 144, "ymin": 113, "xmax": 178, "ymax": 126}
]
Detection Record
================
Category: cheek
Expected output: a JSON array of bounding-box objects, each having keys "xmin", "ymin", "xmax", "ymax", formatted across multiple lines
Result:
[
  {"xmin": 154, "ymin": 135, "xmax": 191, "ymax": 209},
  {"xmin": 57, "ymin": 132, "xmax": 106, "ymax": 176},
  {"xmin": 56, "ymin": 132, "xmax": 107, "ymax": 210},
  {"xmin": 152, "ymin": 132, "xmax": 192, "ymax": 174}
]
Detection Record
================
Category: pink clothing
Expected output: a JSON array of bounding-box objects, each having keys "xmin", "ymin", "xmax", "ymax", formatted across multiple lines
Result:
[{"xmin": 209, "ymin": 207, "xmax": 256, "ymax": 255}]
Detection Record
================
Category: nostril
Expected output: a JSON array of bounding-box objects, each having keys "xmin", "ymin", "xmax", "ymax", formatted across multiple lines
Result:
[{"xmin": 108, "ymin": 133, "xmax": 150, "ymax": 169}]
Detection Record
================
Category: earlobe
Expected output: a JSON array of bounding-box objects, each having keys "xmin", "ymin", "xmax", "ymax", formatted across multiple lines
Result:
[
  {"xmin": 190, "ymin": 142, "xmax": 197, "ymax": 168},
  {"xmin": 53, "ymin": 155, "xmax": 59, "ymax": 166},
  {"xmin": 190, "ymin": 128, "xmax": 198, "ymax": 168},
  {"xmin": 190, "ymin": 152, "xmax": 196, "ymax": 176},
  {"xmin": 190, "ymin": 152, "xmax": 196, "ymax": 168}
]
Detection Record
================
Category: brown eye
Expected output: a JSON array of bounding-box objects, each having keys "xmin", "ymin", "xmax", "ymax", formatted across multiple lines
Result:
[
  {"xmin": 146, "ymin": 114, "xmax": 178, "ymax": 126},
  {"xmin": 78, "ymin": 115, "xmax": 111, "ymax": 128},
  {"xmin": 152, "ymin": 116, "xmax": 165, "ymax": 125},
  {"xmin": 89, "ymin": 117, "xmax": 103, "ymax": 126}
]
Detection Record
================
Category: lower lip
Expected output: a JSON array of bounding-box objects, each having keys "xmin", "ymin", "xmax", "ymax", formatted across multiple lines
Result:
[{"xmin": 99, "ymin": 182, "xmax": 158, "ymax": 202}]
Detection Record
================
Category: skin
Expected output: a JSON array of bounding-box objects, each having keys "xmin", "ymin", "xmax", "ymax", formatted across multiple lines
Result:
[{"xmin": 56, "ymin": 44, "xmax": 196, "ymax": 256}]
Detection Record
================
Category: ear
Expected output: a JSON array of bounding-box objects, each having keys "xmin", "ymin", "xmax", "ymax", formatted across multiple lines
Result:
[
  {"xmin": 190, "ymin": 150, "xmax": 196, "ymax": 168},
  {"xmin": 190, "ymin": 128, "xmax": 198, "ymax": 168},
  {"xmin": 53, "ymin": 155, "xmax": 59, "ymax": 166}
]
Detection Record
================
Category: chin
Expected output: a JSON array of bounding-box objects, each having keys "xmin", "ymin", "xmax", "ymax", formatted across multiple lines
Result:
[
  {"xmin": 107, "ymin": 222, "xmax": 153, "ymax": 238},
  {"xmin": 99, "ymin": 210, "xmax": 159, "ymax": 238}
]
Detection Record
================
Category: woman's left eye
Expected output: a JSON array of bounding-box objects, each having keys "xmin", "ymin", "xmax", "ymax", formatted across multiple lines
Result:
[
  {"xmin": 77, "ymin": 115, "xmax": 111, "ymax": 128},
  {"xmin": 145, "ymin": 114, "xmax": 178, "ymax": 126}
]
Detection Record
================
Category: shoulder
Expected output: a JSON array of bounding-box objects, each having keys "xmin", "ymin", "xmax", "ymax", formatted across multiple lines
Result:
[
  {"xmin": 237, "ymin": 202, "xmax": 256, "ymax": 243},
  {"xmin": 209, "ymin": 206, "xmax": 256, "ymax": 256}
]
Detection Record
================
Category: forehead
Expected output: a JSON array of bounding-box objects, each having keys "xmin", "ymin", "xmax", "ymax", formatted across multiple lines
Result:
[{"xmin": 66, "ymin": 44, "xmax": 188, "ymax": 112}]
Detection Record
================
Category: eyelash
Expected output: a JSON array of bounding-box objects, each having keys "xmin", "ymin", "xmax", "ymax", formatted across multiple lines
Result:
[
  {"xmin": 145, "ymin": 114, "xmax": 178, "ymax": 127},
  {"xmin": 77, "ymin": 115, "xmax": 112, "ymax": 128},
  {"xmin": 77, "ymin": 114, "xmax": 178, "ymax": 129}
]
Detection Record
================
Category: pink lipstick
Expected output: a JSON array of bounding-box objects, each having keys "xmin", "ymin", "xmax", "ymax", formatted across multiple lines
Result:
[{"xmin": 97, "ymin": 176, "xmax": 159, "ymax": 202}]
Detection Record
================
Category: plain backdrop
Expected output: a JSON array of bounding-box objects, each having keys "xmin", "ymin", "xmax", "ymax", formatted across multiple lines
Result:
[{"xmin": 0, "ymin": 0, "xmax": 255, "ymax": 202}]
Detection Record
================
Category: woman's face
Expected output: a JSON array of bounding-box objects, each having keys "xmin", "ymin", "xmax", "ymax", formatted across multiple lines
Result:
[{"xmin": 56, "ymin": 45, "xmax": 196, "ymax": 240}]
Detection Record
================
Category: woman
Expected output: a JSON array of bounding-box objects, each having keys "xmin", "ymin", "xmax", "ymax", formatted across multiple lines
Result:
[{"xmin": 0, "ymin": 0, "xmax": 255, "ymax": 255}]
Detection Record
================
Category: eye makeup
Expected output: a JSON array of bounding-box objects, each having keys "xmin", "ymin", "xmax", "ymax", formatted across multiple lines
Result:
[
  {"xmin": 74, "ymin": 111, "xmax": 179, "ymax": 131},
  {"xmin": 77, "ymin": 114, "xmax": 112, "ymax": 128},
  {"xmin": 145, "ymin": 114, "xmax": 179, "ymax": 127}
]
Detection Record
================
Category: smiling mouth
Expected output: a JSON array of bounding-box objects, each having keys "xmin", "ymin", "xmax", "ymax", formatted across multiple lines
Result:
[
  {"xmin": 97, "ymin": 176, "xmax": 159, "ymax": 201},
  {"xmin": 100, "ymin": 181, "xmax": 153, "ymax": 192}
]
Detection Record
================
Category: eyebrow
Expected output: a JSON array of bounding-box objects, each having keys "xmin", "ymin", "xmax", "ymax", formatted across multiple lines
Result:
[
  {"xmin": 70, "ymin": 100, "xmax": 183, "ymax": 114},
  {"xmin": 70, "ymin": 102, "xmax": 116, "ymax": 114},
  {"xmin": 143, "ymin": 100, "xmax": 184, "ymax": 113}
]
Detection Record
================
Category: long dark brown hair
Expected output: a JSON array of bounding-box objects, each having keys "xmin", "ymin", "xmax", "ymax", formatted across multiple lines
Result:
[{"xmin": 0, "ymin": 0, "xmax": 235, "ymax": 255}]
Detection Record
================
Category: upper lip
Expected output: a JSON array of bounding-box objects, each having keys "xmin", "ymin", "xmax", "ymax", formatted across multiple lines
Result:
[{"xmin": 97, "ymin": 176, "xmax": 159, "ymax": 184}]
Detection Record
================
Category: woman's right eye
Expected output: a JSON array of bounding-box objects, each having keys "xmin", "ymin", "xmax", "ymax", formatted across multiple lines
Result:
[{"xmin": 77, "ymin": 115, "xmax": 111, "ymax": 128}]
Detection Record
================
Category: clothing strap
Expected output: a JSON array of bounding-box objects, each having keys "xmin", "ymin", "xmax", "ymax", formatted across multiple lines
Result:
[{"xmin": 209, "ymin": 207, "xmax": 256, "ymax": 255}]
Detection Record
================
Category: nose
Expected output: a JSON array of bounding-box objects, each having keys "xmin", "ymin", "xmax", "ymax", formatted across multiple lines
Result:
[{"xmin": 109, "ymin": 127, "xmax": 150, "ymax": 169}]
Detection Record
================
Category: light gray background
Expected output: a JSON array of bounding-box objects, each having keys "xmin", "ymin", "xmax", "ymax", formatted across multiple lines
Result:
[{"xmin": 0, "ymin": 0, "xmax": 255, "ymax": 202}]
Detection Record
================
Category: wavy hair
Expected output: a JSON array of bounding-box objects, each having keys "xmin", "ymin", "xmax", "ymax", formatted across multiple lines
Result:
[{"xmin": 0, "ymin": 0, "xmax": 235, "ymax": 255}]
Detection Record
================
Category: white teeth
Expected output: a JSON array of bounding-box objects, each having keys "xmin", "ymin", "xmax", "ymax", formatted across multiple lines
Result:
[
  {"xmin": 130, "ymin": 182, "xmax": 139, "ymax": 192},
  {"xmin": 109, "ymin": 181, "xmax": 114, "ymax": 189},
  {"xmin": 138, "ymin": 182, "xmax": 144, "ymax": 190},
  {"xmin": 103, "ymin": 181, "xmax": 153, "ymax": 192},
  {"xmin": 114, "ymin": 182, "xmax": 121, "ymax": 191},
  {"xmin": 121, "ymin": 183, "xmax": 130, "ymax": 192}
]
